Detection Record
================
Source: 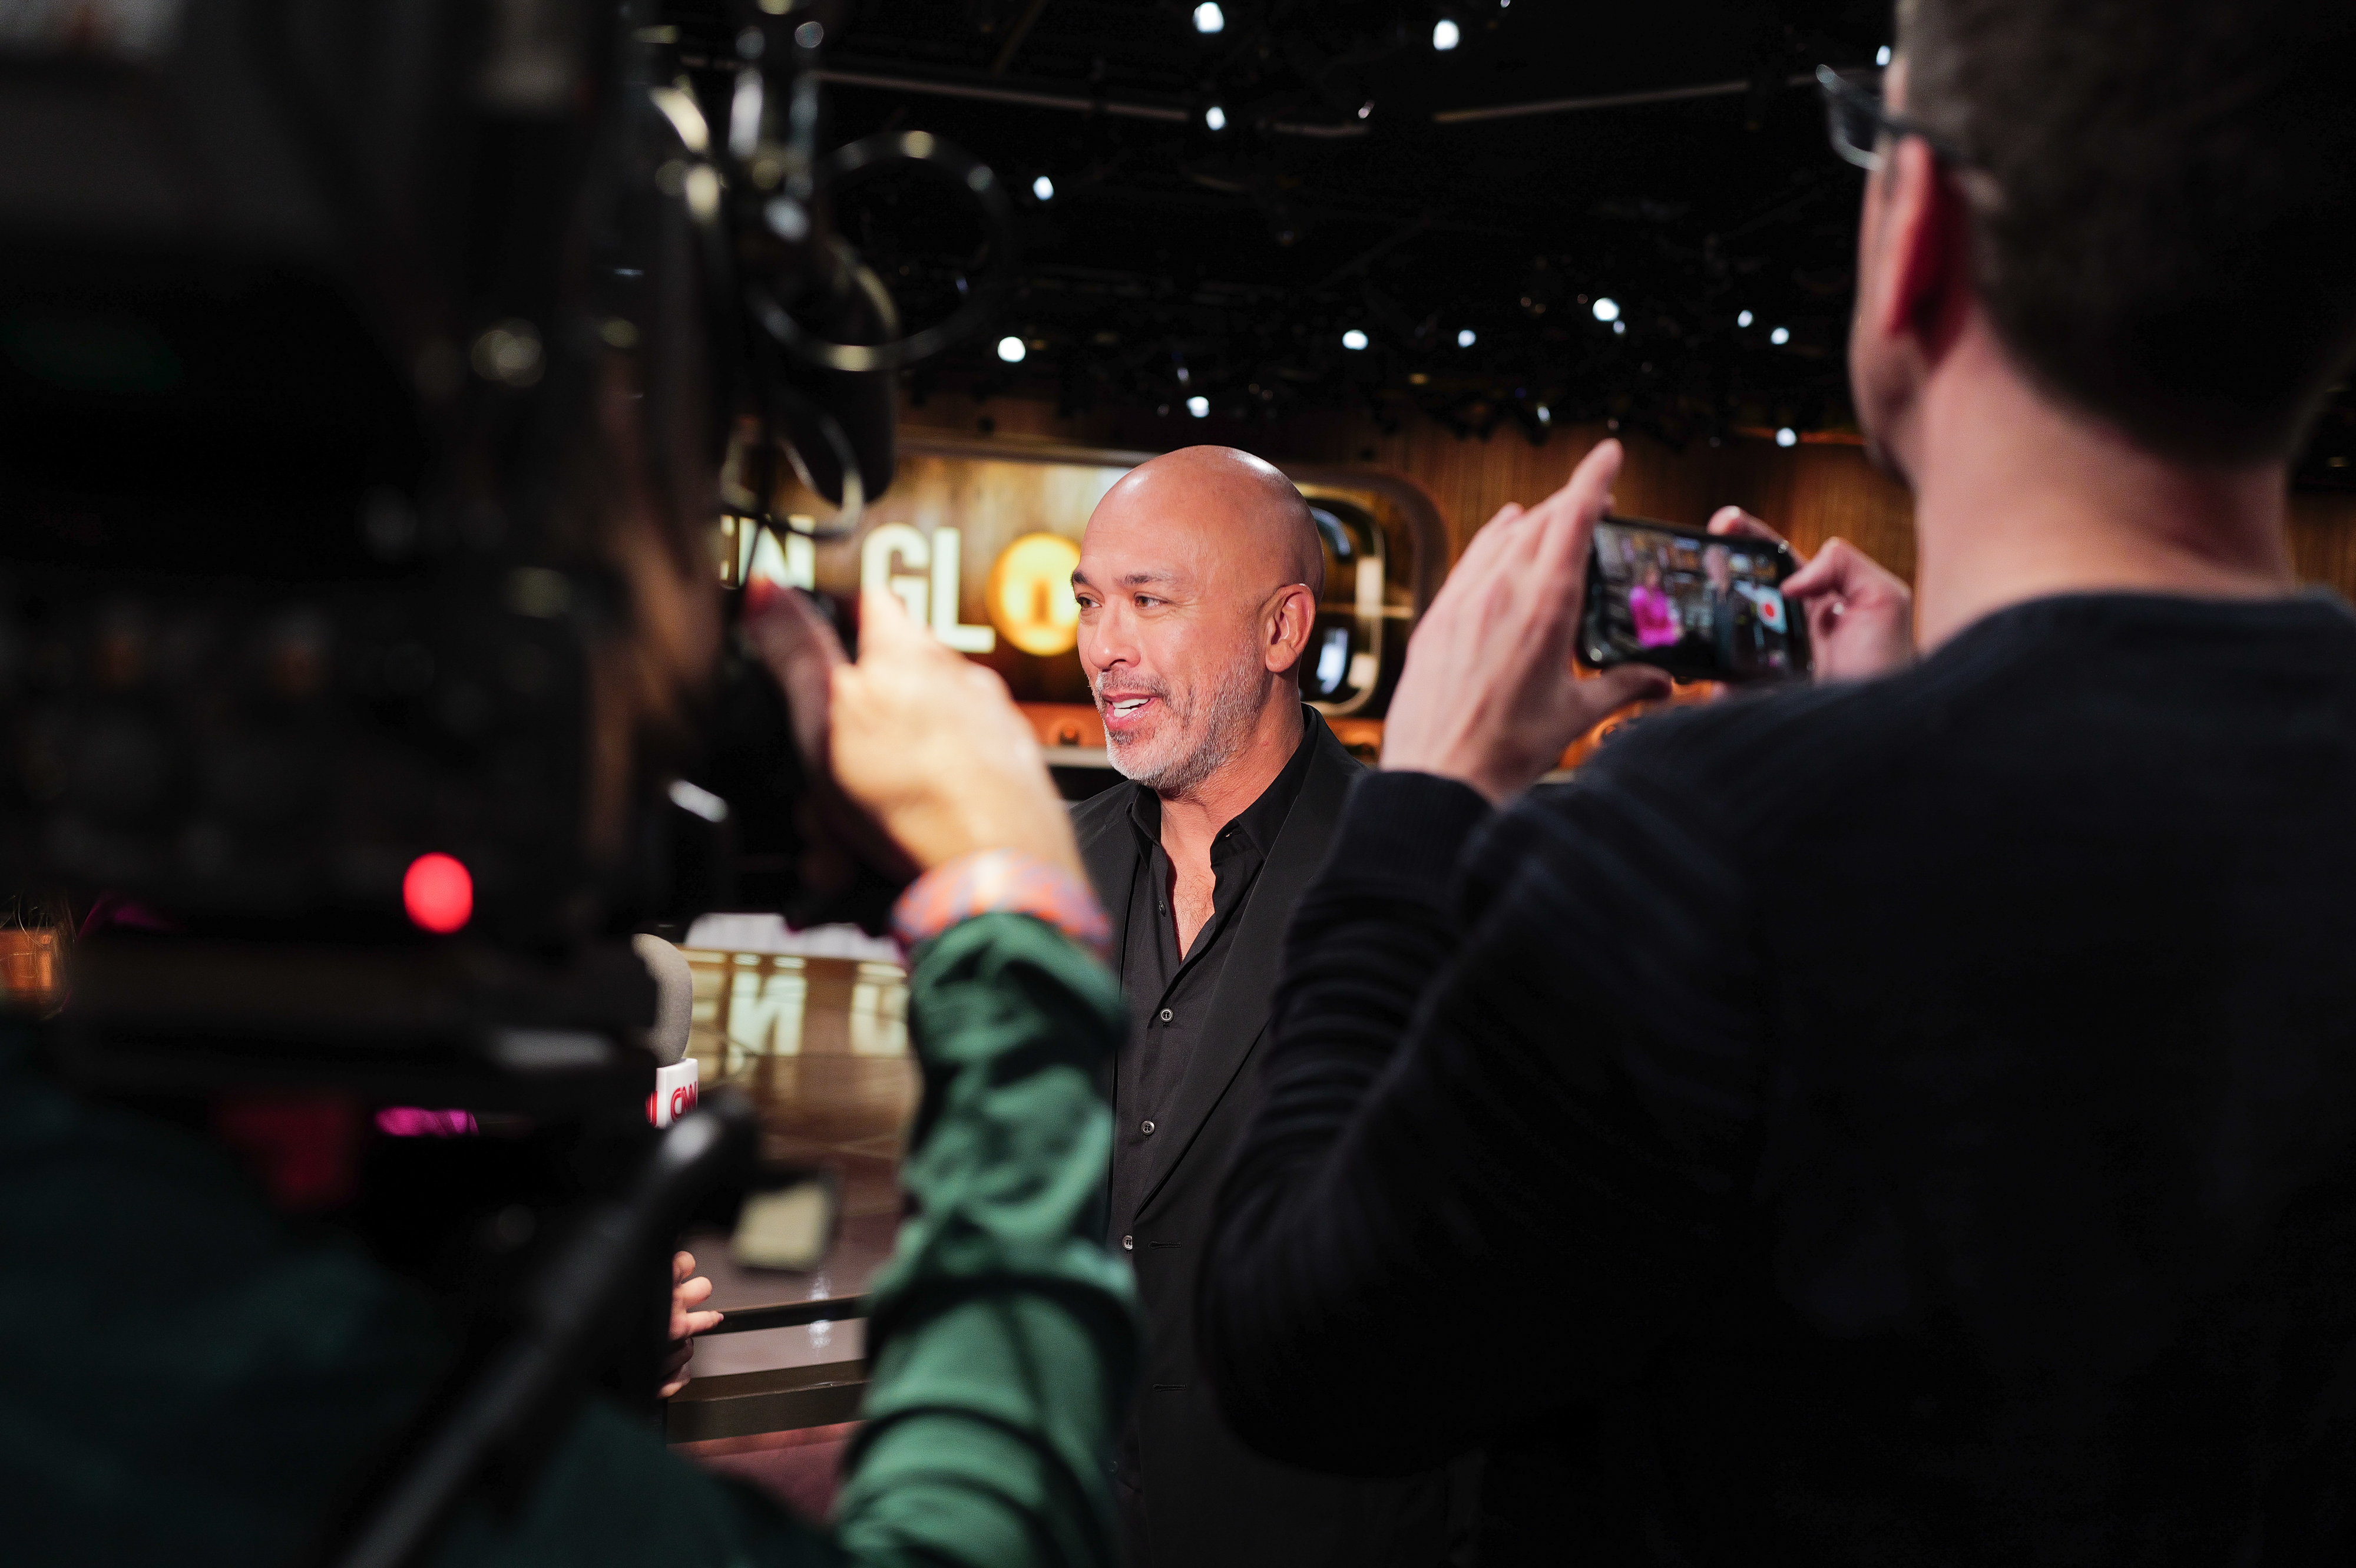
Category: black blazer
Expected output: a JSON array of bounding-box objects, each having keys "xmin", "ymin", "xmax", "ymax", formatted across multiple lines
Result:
[{"xmin": 1073, "ymin": 710, "xmax": 1457, "ymax": 1568}]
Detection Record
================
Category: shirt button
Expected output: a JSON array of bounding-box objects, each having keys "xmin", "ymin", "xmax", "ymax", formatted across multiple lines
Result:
[
  {"xmin": 1121, "ymin": 1234, "xmax": 1134, "ymax": 1251},
  {"xmin": 1141, "ymin": 1119, "xmax": 1156, "ymax": 1135},
  {"xmin": 1158, "ymin": 1007, "xmax": 1173, "ymax": 1023}
]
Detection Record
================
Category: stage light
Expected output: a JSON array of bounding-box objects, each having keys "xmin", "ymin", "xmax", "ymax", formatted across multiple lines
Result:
[
  {"xmin": 1032, "ymin": 174, "xmax": 1055, "ymax": 201},
  {"xmin": 1432, "ymin": 17, "xmax": 1460, "ymax": 49},
  {"xmin": 1877, "ymin": 44, "xmax": 1892, "ymax": 66},
  {"xmin": 403, "ymin": 853, "xmax": 473, "ymax": 934},
  {"xmin": 1204, "ymin": 103, "xmax": 1227, "ymax": 131},
  {"xmin": 1193, "ymin": 2, "xmax": 1225, "ymax": 33},
  {"xmin": 1536, "ymin": 403, "xmax": 1552, "ymax": 425},
  {"xmin": 1776, "ymin": 426, "xmax": 1798, "ymax": 447},
  {"xmin": 1457, "ymin": 328, "xmax": 1477, "ymax": 348},
  {"xmin": 1187, "ymin": 395, "xmax": 1210, "ymax": 417},
  {"xmin": 997, "ymin": 335, "xmax": 1027, "ymax": 363},
  {"xmin": 1738, "ymin": 309, "xmax": 1754, "ymax": 328},
  {"xmin": 1358, "ymin": 101, "xmax": 1373, "ymax": 119},
  {"xmin": 1592, "ymin": 296, "xmax": 1620, "ymax": 323},
  {"xmin": 1613, "ymin": 321, "xmax": 1626, "ymax": 336},
  {"xmin": 1769, "ymin": 326, "xmax": 1790, "ymax": 345},
  {"xmin": 1342, "ymin": 329, "xmax": 1369, "ymax": 350}
]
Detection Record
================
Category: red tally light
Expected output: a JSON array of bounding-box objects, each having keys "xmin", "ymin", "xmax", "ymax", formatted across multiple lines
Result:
[{"xmin": 403, "ymin": 853, "xmax": 474, "ymax": 934}]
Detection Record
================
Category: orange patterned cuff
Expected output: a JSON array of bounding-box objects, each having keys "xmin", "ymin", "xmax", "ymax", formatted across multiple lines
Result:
[{"xmin": 891, "ymin": 849, "xmax": 1112, "ymax": 960}]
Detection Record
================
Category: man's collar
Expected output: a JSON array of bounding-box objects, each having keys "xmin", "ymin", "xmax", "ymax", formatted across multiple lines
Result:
[{"xmin": 1123, "ymin": 703, "xmax": 1320, "ymax": 856}]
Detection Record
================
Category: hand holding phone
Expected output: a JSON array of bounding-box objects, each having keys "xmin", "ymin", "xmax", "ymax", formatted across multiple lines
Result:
[
  {"xmin": 1383, "ymin": 439, "xmax": 1672, "ymax": 800},
  {"xmin": 1708, "ymin": 509, "xmax": 1915, "ymax": 682}
]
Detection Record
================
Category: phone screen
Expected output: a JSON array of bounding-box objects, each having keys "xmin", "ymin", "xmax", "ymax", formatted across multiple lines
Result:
[{"xmin": 1585, "ymin": 517, "xmax": 1807, "ymax": 683}]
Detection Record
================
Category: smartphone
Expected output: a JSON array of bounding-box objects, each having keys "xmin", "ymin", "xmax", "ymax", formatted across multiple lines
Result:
[{"xmin": 1581, "ymin": 515, "xmax": 1810, "ymax": 683}]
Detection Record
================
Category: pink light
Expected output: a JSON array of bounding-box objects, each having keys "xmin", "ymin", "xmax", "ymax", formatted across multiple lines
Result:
[{"xmin": 402, "ymin": 852, "xmax": 473, "ymax": 934}]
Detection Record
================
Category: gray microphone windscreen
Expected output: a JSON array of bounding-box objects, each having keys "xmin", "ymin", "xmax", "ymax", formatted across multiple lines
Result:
[{"xmin": 632, "ymin": 933, "xmax": 695, "ymax": 1068}]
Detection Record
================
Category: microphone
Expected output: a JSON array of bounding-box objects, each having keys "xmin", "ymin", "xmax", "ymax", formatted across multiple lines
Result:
[
  {"xmin": 633, "ymin": 932, "xmax": 694, "ymax": 1067},
  {"xmin": 633, "ymin": 934, "xmax": 701, "ymax": 1127}
]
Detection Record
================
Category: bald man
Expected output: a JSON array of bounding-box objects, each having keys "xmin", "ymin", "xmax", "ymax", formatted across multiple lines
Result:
[{"xmin": 1068, "ymin": 447, "xmax": 1458, "ymax": 1568}]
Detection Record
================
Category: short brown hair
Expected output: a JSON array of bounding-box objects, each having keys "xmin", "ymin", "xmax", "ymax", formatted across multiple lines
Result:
[{"xmin": 1899, "ymin": 0, "xmax": 2356, "ymax": 465}]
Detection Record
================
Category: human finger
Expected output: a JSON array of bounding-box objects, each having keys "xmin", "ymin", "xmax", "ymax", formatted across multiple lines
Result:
[
  {"xmin": 1706, "ymin": 507, "xmax": 1799, "ymax": 557},
  {"xmin": 854, "ymin": 587, "xmax": 953, "ymax": 669},
  {"xmin": 1571, "ymin": 661, "xmax": 1674, "ymax": 725},
  {"xmin": 1435, "ymin": 501, "xmax": 1538, "ymax": 601},
  {"xmin": 1528, "ymin": 439, "xmax": 1624, "ymax": 588},
  {"xmin": 672, "ymin": 1251, "xmax": 696, "ymax": 1285},
  {"xmin": 1783, "ymin": 537, "xmax": 1898, "ymax": 604}
]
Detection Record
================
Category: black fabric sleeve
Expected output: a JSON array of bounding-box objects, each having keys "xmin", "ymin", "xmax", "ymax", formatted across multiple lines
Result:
[{"xmin": 1200, "ymin": 759, "xmax": 1764, "ymax": 1478}]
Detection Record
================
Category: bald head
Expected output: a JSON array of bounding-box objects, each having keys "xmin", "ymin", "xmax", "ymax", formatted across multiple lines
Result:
[
  {"xmin": 1073, "ymin": 446, "xmax": 1325, "ymax": 798},
  {"xmin": 1091, "ymin": 446, "xmax": 1324, "ymax": 602}
]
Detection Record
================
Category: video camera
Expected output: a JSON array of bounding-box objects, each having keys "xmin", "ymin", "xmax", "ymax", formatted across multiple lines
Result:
[
  {"xmin": 0, "ymin": 0, "xmax": 1008, "ymax": 1082},
  {"xmin": 0, "ymin": 1, "xmax": 1011, "ymax": 1556}
]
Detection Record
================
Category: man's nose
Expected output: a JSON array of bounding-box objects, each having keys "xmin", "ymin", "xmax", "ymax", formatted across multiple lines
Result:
[{"xmin": 1080, "ymin": 601, "xmax": 1140, "ymax": 675}]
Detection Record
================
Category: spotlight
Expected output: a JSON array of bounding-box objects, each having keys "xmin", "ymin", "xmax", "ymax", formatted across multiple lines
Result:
[
  {"xmin": 1776, "ymin": 426, "xmax": 1798, "ymax": 447},
  {"xmin": 1203, "ymin": 103, "xmax": 1227, "ymax": 131},
  {"xmin": 1737, "ymin": 309, "xmax": 1754, "ymax": 328},
  {"xmin": 997, "ymin": 335, "xmax": 1027, "ymax": 363},
  {"xmin": 1591, "ymin": 297, "xmax": 1620, "ymax": 323},
  {"xmin": 1358, "ymin": 101, "xmax": 1373, "ymax": 119},
  {"xmin": 1432, "ymin": 17, "xmax": 1460, "ymax": 49},
  {"xmin": 1193, "ymin": 2, "xmax": 1225, "ymax": 33},
  {"xmin": 1612, "ymin": 320, "xmax": 1626, "ymax": 336},
  {"xmin": 1457, "ymin": 328, "xmax": 1477, "ymax": 348},
  {"xmin": 1877, "ymin": 44, "xmax": 1892, "ymax": 66},
  {"xmin": 1536, "ymin": 403, "xmax": 1552, "ymax": 425},
  {"xmin": 1769, "ymin": 326, "xmax": 1790, "ymax": 345},
  {"xmin": 1032, "ymin": 174, "xmax": 1055, "ymax": 201},
  {"xmin": 1341, "ymin": 329, "xmax": 1369, "ymax": 350},
  {"xmin": 1187, "ymin": 395, "xmax": 1210, "ymax": 418},
  {"xmin": 1176, "ymin": 365, "xmax": 1191, "ymax": 384}
]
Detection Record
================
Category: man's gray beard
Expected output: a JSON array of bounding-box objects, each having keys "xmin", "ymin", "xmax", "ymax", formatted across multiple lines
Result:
[{"xmin": 1105, "ymin": 659, "xmax": 1269, "ymax": 797}]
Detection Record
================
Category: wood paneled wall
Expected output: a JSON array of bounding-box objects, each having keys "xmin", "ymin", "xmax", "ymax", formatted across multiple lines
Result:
[{"xmin": 899, "ymin": 390, "xmax": 2356, "ymax": 600}]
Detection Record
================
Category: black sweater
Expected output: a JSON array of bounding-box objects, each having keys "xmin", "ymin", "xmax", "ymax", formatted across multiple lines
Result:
[{"xmin": 1202, "ymin": 593, "xmax": 2356, "ymax": 1566}]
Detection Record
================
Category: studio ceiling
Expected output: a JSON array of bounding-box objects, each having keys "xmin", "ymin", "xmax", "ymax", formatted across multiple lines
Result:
[{"xmin": 682, "ymin": 1, "xmax": 2356, "ymax": 482}]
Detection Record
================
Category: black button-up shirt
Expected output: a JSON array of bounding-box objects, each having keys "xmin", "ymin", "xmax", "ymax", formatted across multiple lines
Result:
[{"xmin": 1108, "ymin": 722, "xmax": 1316, "ymax": 1235}]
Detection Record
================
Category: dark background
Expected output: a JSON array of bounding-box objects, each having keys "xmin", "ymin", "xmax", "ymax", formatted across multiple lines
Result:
[{"xmin": 694, "ymin": 0, "xmax": 2355, "ymax": 488}]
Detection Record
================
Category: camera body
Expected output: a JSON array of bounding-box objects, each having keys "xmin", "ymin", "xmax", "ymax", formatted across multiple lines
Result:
[{"xmin": 0, "ymin": 2, "xmax": 955, "ymax": 1077}]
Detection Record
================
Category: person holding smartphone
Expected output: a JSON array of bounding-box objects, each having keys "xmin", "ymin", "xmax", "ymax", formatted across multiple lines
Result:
[{"xmin": 1196, "ymin": 2, "xmax": 2356, "ymax": 1562}]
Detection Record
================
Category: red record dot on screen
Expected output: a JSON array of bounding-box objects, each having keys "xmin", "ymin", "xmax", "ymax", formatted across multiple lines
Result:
[{"xmin": 403, "ymin": 853, "xmax": 473, "ymax": 934}]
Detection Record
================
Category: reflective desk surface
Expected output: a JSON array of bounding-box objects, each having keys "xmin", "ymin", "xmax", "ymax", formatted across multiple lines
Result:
[{"xmin": 668, "ymin": 941, "xmax": 918, "ymax": 1438}]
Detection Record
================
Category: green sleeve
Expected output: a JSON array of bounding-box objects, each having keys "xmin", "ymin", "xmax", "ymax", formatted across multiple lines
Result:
[
  {"xmin": 831, "ymin": 912, "xmax": 1138, "ymax": 1568},
  {"xmin": 0, "ymin": 905, "xmax": 1132, "ymax": 1568}
]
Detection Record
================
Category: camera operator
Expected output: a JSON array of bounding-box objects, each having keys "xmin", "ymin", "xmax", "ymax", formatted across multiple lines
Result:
[
  {"xmin": 2, "ymin": 587, "xmax": 1136, "ymax": 1568},
  {"xmin": 1190, "ymin": 1, "xmax": 2356, "ymax": 1562}
]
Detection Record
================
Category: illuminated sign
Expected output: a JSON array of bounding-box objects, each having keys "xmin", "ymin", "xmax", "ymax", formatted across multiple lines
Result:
[
  {"xmin": 985, "ymin": 532, "xmax": 1083, "ymax": 656},
  {"xmin": 742, "ymin": 440, "xmax": 1446, "ymax": 717},
  {"xmin": 859, "ymin": 523, "xmax": 996, "ymax": 653}
]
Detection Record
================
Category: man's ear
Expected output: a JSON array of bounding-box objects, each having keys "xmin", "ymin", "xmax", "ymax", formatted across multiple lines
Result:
[
  {"xmin": 1263, "ymin": 583, "xmax": 1318, "ymax": 674},
  {"xmin": 1871, "ymin": 137, "xmax": 1974, "ymax": 363}
]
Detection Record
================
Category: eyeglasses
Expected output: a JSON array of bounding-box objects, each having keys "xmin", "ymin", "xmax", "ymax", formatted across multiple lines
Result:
[{"xmin": 1815, "ymin": 64, "xmax": 1971, "ymax": 172}]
